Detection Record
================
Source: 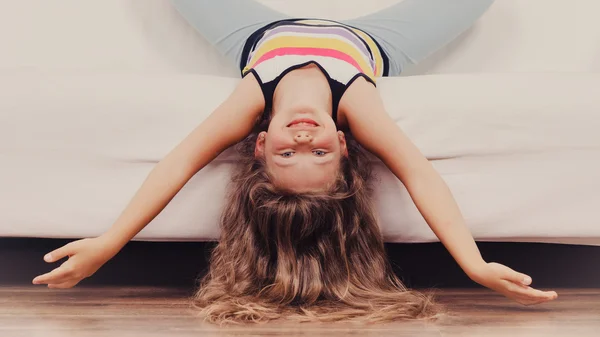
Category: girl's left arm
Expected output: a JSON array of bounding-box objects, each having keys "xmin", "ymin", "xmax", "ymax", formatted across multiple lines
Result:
[
  {"xmin": 340, "ymin": 78, "xmax": 486, "ymax": 279},
  {"xmin": 340, "ymin": 78, "xmax": 557, "ymax": 305}
]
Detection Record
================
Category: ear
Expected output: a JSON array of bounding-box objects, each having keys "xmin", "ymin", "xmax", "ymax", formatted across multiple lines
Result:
[
  {"xmin": 255, "ymin": 131, "xmax": 267, "ymax": 158},
  {"xmin": 337, "ymin": 131, "xmax": 348, "ymax": 157}
]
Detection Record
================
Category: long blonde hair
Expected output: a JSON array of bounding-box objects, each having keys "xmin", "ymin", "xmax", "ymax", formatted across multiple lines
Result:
[{"xmin": 191, "ymin": 131, "xmax": 444, "ymax": 325}]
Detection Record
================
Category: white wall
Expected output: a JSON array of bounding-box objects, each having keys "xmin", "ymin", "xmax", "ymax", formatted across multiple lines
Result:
[{"xmin": 1, "ymin": 0, "xmax": 599, "ymax": 76}]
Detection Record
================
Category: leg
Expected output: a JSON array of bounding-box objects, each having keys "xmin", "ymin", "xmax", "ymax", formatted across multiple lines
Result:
[
  {"xmin": 170, "ymin": 0, "xmax": 291, "ymax": 70},
  {"xmin": 342, "ymin": 0, "xmax": 495, "ymax": 76}
]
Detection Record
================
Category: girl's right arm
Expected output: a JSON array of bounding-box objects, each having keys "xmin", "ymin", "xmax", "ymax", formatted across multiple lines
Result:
[
  {"xmin": 32, "ymin": 74, "xmax": 265, "ymax": 288},
  {"xmin": 101, "ymin": 74, "xmax": 265, "ymax": 249}
]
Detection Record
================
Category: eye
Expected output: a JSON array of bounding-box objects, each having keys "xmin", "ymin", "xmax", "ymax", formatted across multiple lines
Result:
[
  {"xmin": 313, "ymin": 150, "xmax": 327, "ymax": 156},
  {"xmin": 281, "ymin": 151, "xmax": 294, "ymax": 158}
]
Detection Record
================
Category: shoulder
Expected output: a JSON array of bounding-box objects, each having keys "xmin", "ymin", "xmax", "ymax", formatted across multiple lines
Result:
[
  {"xmin": 338, "ymin": 76, "xmax": 383, "ymax": 127},
  {"xmin": 209, "ymin": 73, "xmax": 265, "ymax": 139},
  {"xmin": 229, "ymin": 72, "xmax": 265, "ymax": 115}
]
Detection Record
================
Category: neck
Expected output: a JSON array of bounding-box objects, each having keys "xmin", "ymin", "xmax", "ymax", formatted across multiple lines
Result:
[{"xmin": 272, "ymin": 67, "xmax": 332, "ymax": 117}]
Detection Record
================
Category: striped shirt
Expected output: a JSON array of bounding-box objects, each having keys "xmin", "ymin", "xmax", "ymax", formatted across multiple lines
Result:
[{"xmin": 240, "ymin": 18, "xmax": 389, "ymax": 122}]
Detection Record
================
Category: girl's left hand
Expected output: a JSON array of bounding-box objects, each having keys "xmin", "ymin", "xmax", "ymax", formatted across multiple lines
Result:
[{"xmin": 470, "ymin": 262, "xmax": 558, "ymax": 306}]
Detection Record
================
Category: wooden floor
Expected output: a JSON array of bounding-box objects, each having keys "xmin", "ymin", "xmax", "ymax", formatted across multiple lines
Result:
[{"xmin": 0, "ymin": 287, "xmax": 598, "ymax": 337}]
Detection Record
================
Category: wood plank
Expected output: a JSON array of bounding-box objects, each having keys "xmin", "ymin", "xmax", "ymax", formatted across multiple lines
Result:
[{"xmin": 0, "ymin": 287, "xmax": 598, "ymax": 337}]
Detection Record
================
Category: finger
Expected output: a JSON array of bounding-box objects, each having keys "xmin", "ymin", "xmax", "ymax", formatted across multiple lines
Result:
[
  {"xmin": 520, "ymin": 289, "xmax": 557, "ymax": 302},
  {"xmin": 32, "ymin": 266, "xmax": 73, "ymax": 285},
  {"xmin": 501, "ymin": 268, "xmax": 533, "ymax": 286},
  {"xmin": 507, "ymin": 282, "xmax": 558, "ymax": 301},
  {"xmin": 529, "ymin": 296, "xmax": 556, "ymax": 305},
  {"xmin": 500, "ymin": 283, "xmax": 554, "ymax": 306},
  {"xmin": 44, "ymin": 243, "xmax": 77, "ymax": 263},
  {"xmin": 48, "ymin": 280, "xmax": 80, "ymax": 289},
  {"xmin": 43, "ymin": 274, "xmax": 74, "ymax": 286},
  {"xmin": 521, "ymin": 286, "xmax": 558, "ymax": 299},
  {"xmin": 542, "ymin": 290, "xmax": 559, "ymax": 300},
  {"xmin": 519, "ymin": 295, "xmax": 557, "ymax": 306}
]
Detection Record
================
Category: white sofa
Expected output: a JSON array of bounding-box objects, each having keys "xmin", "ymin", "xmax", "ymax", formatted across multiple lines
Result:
[{"xmin": 1, "ymin": 0, "xmax": 599, "ymax": 246}]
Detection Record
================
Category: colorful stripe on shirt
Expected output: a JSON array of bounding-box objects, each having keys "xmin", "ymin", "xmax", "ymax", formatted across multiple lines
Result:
[{"xmin": 242, "ymin": 19, "xmax": 385, "ymax": 84}]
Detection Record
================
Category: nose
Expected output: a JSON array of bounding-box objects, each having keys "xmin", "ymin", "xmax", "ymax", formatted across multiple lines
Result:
[{"xmin": 294, "ymin": 132, "xmax": 313, "ymax": 143}]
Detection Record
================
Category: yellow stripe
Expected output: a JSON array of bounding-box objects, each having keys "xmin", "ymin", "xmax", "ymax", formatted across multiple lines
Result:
[
  {"xmin": 247, "ymin": 35, "xmax": 374, "ymax": 78},
  {"xmin": 294, "ymin": 19, "xmax": 336, "ymax": 26},
  {"xmin": 294, "ymin": 19, "xmax": 384, "ymax": 76}
]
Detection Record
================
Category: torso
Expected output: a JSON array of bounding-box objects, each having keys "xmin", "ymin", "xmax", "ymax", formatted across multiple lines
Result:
[{"xmin": 239, "ymin": 18, "xmax": 390, "ymax": 124}]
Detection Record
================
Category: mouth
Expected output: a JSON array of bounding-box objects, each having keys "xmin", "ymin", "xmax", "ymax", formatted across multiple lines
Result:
[{"xmin": 287, "ymin": 118, "xmax": 319, "ymax": 128}]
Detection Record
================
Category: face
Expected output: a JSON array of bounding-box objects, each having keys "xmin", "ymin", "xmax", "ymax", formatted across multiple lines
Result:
[{"xmin": 255, "ymin": 106, "xmax": 348, "ymax": 193}]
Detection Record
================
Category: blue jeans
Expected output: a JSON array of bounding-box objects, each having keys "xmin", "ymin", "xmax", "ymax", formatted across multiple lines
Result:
[{"xmin": 170, "ymin": 0, "xmax": 495, "ymax": 76}]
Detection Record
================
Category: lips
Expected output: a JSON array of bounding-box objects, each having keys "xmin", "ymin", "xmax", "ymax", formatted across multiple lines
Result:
[{"xmin": 287, "ymin": 118, "xmax": 319, "ymax": 127}]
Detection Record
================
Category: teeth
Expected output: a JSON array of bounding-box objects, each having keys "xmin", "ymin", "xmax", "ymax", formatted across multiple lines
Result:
[{"xmin": 293, "ymin": 122, "xmax": 315, "ymax": 126}]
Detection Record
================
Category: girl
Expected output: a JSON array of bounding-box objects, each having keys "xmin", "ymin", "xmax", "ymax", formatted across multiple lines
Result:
[{"xmin": 33, "ymin": 0, "xmax": 558, "ymax": 324}]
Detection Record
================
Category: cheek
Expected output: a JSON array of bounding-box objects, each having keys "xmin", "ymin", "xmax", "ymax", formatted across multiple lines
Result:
[
  {"xmin": 317, "ymin": 132, "xmax": 341, "ymax": 149},
  {"xmin": 265, "ymin": 131, "xmax": 288, "ymax": 150}
]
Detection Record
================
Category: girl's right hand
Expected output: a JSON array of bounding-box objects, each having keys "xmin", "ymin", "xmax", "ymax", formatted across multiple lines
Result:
[{"xmin": 32, "ymin": 236, "xmax": 122, "ymax": 289}]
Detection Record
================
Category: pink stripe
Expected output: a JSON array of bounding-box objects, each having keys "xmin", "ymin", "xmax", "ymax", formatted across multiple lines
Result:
[{"xmin": 253, "ymin": 47, "xmax": 366, "ymax": 74}]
